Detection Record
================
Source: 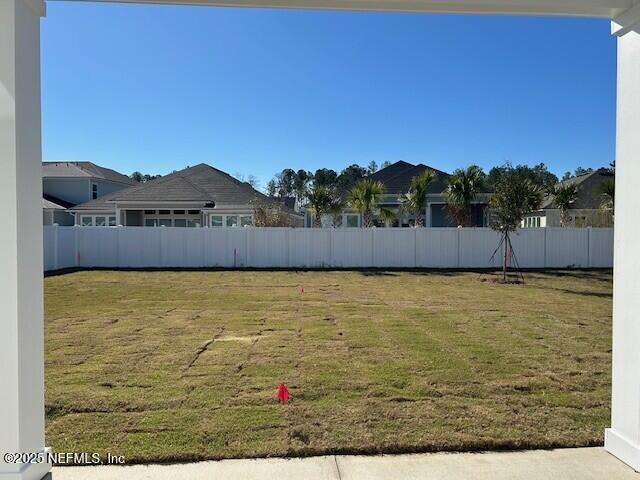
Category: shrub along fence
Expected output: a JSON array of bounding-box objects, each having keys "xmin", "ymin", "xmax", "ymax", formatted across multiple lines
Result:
[{"xmin": 43, "ymin": 226, "xmax": 614, "ymax": 272}]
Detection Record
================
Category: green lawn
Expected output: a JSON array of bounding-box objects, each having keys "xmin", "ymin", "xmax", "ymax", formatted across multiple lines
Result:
[{"xmin": 44, "ymin": 270, "xmax": 612, "ymax": 463}]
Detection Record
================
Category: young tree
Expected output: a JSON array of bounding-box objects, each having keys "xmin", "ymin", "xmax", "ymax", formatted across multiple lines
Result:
[
  {"xmin": 553, "ymin": 184, "xmax": 579, "ymax": 227},
  {"xmin": 367, "ymin": 161, "xmax": 378, "ymax": 174},
  {"xmin": 401, "ymin": 170, "xmax": 436, "ymax": 227},
  {"xmin": 380, "ymin": 160, "xmax": 392, "ymax": 169},
  {"xmin": 348, "ymin": 179, "xmax": 385, "ymax": 228},
  {"xmin": 490, "ymin": 168, "xmax": 543, "ymax": 281},
  {"xmin": 252, "ymin": 200, "xmax": 292, "ymax": 227},
  {"xmin": 306, "ymin": 185, "xmax": 334, "ymax": 227},
  {"xmin": 445, "ymin": 165, "xmax": 485, "ymax": 226}
]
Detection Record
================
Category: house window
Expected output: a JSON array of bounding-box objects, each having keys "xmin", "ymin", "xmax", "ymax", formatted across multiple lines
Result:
[
  {"xmin": 145, "ymin": 218, "xmax": 158, "ymax": 227},
  {"xmin": 174, "ymin": 219, "xmax": 187, "ymax": 227},
  {"xmin": 240, "ymin": 215, "xmax": 253, "ymax": 227},
  {"xmin": 188, "ymin": 210, "xmax": 200, "ymax": 215},
  {"xmin": 210, "ymin": 215, "xmax": 223, "ymax": 227},
  {"xmin": 80, "ymin": 215, "xmax": 116, "ymax": 227},
  {"xmin": 345, "ymin": 215, "xmax": 359, "ymax": 228},
  {"xmin": 226, "ymin": 215, "xmax": 238, "ymax": 227},
  {"xmin": 92, "ymin": 184, "xmax": 98, "ymax": 200},
  {"xmin": 173, "ymin": 210, "xmax": 185, "ymax": 215},
  {"xmin": 159, "ymin": 219, "xmax": 172, "ymax": 227},
  {"xmin": 144, "ymin": 210, "xmax": 156, "ymax": 215},
  {"xmin": 187, "ymin": 219, "xmax": 200, "ymax": 228},
  {"xmin": 159, "ymin": 210, "xmax": 171, "ymax": 215}
]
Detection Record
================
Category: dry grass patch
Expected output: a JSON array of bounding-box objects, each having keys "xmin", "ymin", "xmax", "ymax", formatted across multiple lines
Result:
[{"xmin": 45, "ymin": 269, "xmax": 612, "ymax": 463}]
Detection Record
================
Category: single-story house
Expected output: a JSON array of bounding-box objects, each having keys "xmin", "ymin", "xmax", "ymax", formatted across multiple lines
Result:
[
  {"xmin": 43, "ymin": 161, "xmax": 136, "ymax": 225},
  {"xmin": 304, "ymin": 160, "xmax": 491, "ymax": 228},
  {"xmin": 522, "ymin": 168, "xmax": 615, "ymax": 228},
  {"xmin": 71, "ymin": 163, "xmax": 302, "ymax": 227}
]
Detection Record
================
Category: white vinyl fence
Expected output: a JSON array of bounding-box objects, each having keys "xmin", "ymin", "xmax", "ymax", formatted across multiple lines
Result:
[{"xmin": 43, "ymin": 226, "xmax": 614, "ymax": 272}]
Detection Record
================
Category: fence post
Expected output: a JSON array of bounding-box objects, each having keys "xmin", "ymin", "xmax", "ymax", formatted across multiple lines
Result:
[
  {"xmin": 74, "ymin": 226, "xmax": 79, "ymax": 267},
  {"xmin": 116, "ymin": 226, "xmax": 121, "ymax": 268},
  {"xmin": 52, "ymin": 225, "xmax": 59, "ymax": 271},
  {"xmin": 287, "ymin": 228, "xmax": 292, "ymax": 268},
  {"xmin": 414, "ymin": 228, "xmax": 418, "ymax": 268},
  {"xmin": 371, "ymin": 228, "xmax": 375, "ymax": 267},
  {"xmin": 456, "ymin": 227, "xmax": 461, "ymax": 268},
  {"xmin": 586, "ymin": 227, "xmax": 592, "ymax": 268},
  {"xmin": 543, "ymin": 227, "xmax": 548, "ymax": 269},
  {"xmin": 329, "ymin": 228, "xmax": 334, "ymax": 268}
]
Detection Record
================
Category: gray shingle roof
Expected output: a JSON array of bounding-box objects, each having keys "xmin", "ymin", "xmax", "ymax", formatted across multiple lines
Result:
[
  {"xmin": 43, "ymin": 162, "xmax": 136, "ymax": 185},
  {"xmin": 43, "ymin": 194, "xmax": 74, "ymax": 210},
  {"xmin": 370, "ymin": 161, "xmax": 451, "ymax": 195},
  {"xmin": 541, "ymin": 168, "xmax": 614, "ymax": 209},
  {"xmin": 73, "ymin": 164, "xmax": 275, "ymax": 211}
]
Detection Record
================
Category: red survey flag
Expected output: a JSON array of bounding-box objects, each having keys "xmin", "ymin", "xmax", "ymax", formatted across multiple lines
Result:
[{"xmin": 276, "ymin": 383, "xmax": 290, "ymax": 403}]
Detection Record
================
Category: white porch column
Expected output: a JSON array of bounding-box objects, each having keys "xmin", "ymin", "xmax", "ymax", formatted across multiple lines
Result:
[
  {"xmin": 0, "ymin": 1, "xmax": 51, "ymax": 480},
  {"xmin": 605, "ymin": 16, "xmax": 640, "ymax": 472}
]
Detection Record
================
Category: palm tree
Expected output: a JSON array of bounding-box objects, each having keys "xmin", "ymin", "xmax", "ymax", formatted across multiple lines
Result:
[
  {"xmin": 378, "ymin": 207, "xmax": 397, "ymax": 227},
  {"xmin": 348, "ymin": 179, "xmax": 385, "ymax": 228},
  {"xmin": 599, "ymin": 179, "xmax": 615, "ymax": 210},
  {"xmin": 306, "ymin": 185, "xmax": 334, "ymax": 227},
  {"xmin": 553, "ymin": 184, "xmax": 579, "ymax": 227},
  {"xmin": 445, "ymin": 166, "xmax": 485, "ymax": 226},
  {"xmin": 327, "ymin": 196, "xmax": 346, "ymax": 228},
  {"xmin": 400, "ymin": 170, "xmax": 435, "ymax": 227}
]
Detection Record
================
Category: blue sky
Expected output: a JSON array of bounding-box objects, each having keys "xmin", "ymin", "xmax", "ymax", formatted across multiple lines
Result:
[{"xmin": 41, "ymin": 2, "xmax": 616, "ymax": 189}]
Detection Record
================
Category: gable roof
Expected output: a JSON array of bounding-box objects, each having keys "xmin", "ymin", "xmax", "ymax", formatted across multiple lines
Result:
[
  {"xmin": 43, "ymin": 161, "xmax": 136, "ymax": 186},
  {"xmin": 370, "ymin": 161, "xmax": 451, "ymax": 195},
  {"xmin": 541, "ymin": 168, "xmax": 614, "ymax": 209},
  {"xmin": 72, "ymin": 163, "xmax": 276, "ymax": 211},
  {"xmin": 43, "ymin": 194, "xmax": 74, "ymax": 210}
]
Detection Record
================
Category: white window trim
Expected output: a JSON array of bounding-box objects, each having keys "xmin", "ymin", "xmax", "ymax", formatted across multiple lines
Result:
[
  {"xmin": 208, "ymin": 213, "xmax": 253, "ymax": 227},
  {"xmin": 79, "ymin": 214, "xmax": 117, "ymax": 227}
]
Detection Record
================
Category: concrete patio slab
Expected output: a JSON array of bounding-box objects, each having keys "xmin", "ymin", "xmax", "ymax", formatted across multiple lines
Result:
[{"xmin": 52, "ymin": 447, "xmax": 637, "ymax": 480}]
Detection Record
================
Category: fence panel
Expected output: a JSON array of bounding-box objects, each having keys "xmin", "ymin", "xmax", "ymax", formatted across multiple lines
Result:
[
  {"xmin": 44, "ymin": 226, "xmax": 614, "ymax": 271},
  {"xmin": 290, "ymin": 229, "xmax": 331, "ymax": 268},
  {"xmin": 415, "ymin": 229, "xmax": 459, "ymax": 268},
  {"xmin": 331, "ymin": 229, "xmax": 374, "ymax": 267},
  {"xmin": 545, "ymin": 228, "xmax": 590, "ymax": 268},
  {"xmin": 509, "ymin": 229, "xmax": 546, "ymax": 268},
  {"xmin": 459, "ymin": 228, "xmax": 502, "ymax": 268},
  {"xmin": 373, "ymin": 229, "xmax": 416, "ymax": 268},
  {"xmin": 589, "ymin": 228, "xmax": 615, "ymax": 268},
  {"xmin": 57, "ymin": 227, "xmax": 77, "ymax": 269},
  {"xmin": 43, "ymin": 227, "xmax": 56, "ymax": 271},
  {"xmin": 248, "ymin": 229, "xmax": 290, "ymax": 268},
  {"xmin": 78, "ymin": 227, "xmax": 119, "ymax": 268}
]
